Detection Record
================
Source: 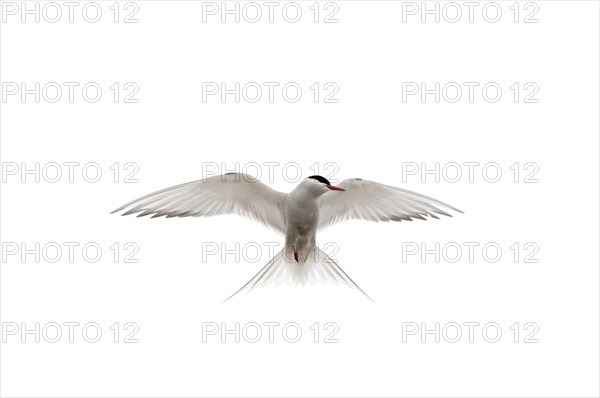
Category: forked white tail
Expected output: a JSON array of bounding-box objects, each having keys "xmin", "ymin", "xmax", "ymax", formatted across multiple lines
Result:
[{"xmin": 222, "ymin": 247, "xmax": 372, "ymax": 302}]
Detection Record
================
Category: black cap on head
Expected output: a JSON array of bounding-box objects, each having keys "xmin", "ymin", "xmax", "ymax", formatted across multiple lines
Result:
[{"xmin": 308, "ymin": 175, "xmax": 331, "ymax": 185}]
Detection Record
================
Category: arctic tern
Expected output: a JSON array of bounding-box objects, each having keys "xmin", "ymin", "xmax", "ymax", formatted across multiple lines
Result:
[{"xmin": 112, "ymin": 173, "xmax": 462, "ymax": 300}]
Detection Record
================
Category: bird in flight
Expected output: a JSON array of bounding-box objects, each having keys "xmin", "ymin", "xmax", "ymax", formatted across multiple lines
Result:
[{"xmin": 112, "ymin": 173, "xmax": 462, "ymax": 301}]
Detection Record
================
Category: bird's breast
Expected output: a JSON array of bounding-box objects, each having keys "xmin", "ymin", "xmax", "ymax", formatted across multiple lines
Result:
[{"xmin": 285, "ymin": 199, "xmax": 319, "ymax": 243}]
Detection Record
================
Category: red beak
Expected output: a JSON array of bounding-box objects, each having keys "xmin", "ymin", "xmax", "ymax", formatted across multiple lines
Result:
[{"xmin": 326, "ymin": 185, "xmax": 345, "ymax": 191}]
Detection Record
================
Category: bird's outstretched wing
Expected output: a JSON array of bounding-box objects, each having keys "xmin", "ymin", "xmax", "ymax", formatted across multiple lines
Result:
[
  {"xmin": 317, "ymin": 178, "xmax": 462, "ymax": 230},
  {"xmin": 111, "ymin": 173, "xmax": 287, "ymax": 233}
]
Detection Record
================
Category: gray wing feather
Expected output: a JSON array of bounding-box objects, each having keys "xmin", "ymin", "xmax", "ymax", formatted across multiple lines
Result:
[
  {"xmin": 112, "ymin": 173, "xmax": 287, "ymax": 233},
  {"xmin": 318, "ymin": 178, "xmax": 462, "ymax": 229}
]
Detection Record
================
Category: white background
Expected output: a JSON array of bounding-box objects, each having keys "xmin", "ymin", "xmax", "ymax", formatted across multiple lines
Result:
[{"xmin": 1, "ymin": 1, "xmax": 599, "ymax": 397}]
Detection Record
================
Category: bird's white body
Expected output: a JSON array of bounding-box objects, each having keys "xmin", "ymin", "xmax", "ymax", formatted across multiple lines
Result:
[
  {"xmin": 284, "ymin": 179, "xmax": 322, "ymax": 263},
  {"xmin": 112, "ymin": 173, "xmax": 462, "ymax": 300}
]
